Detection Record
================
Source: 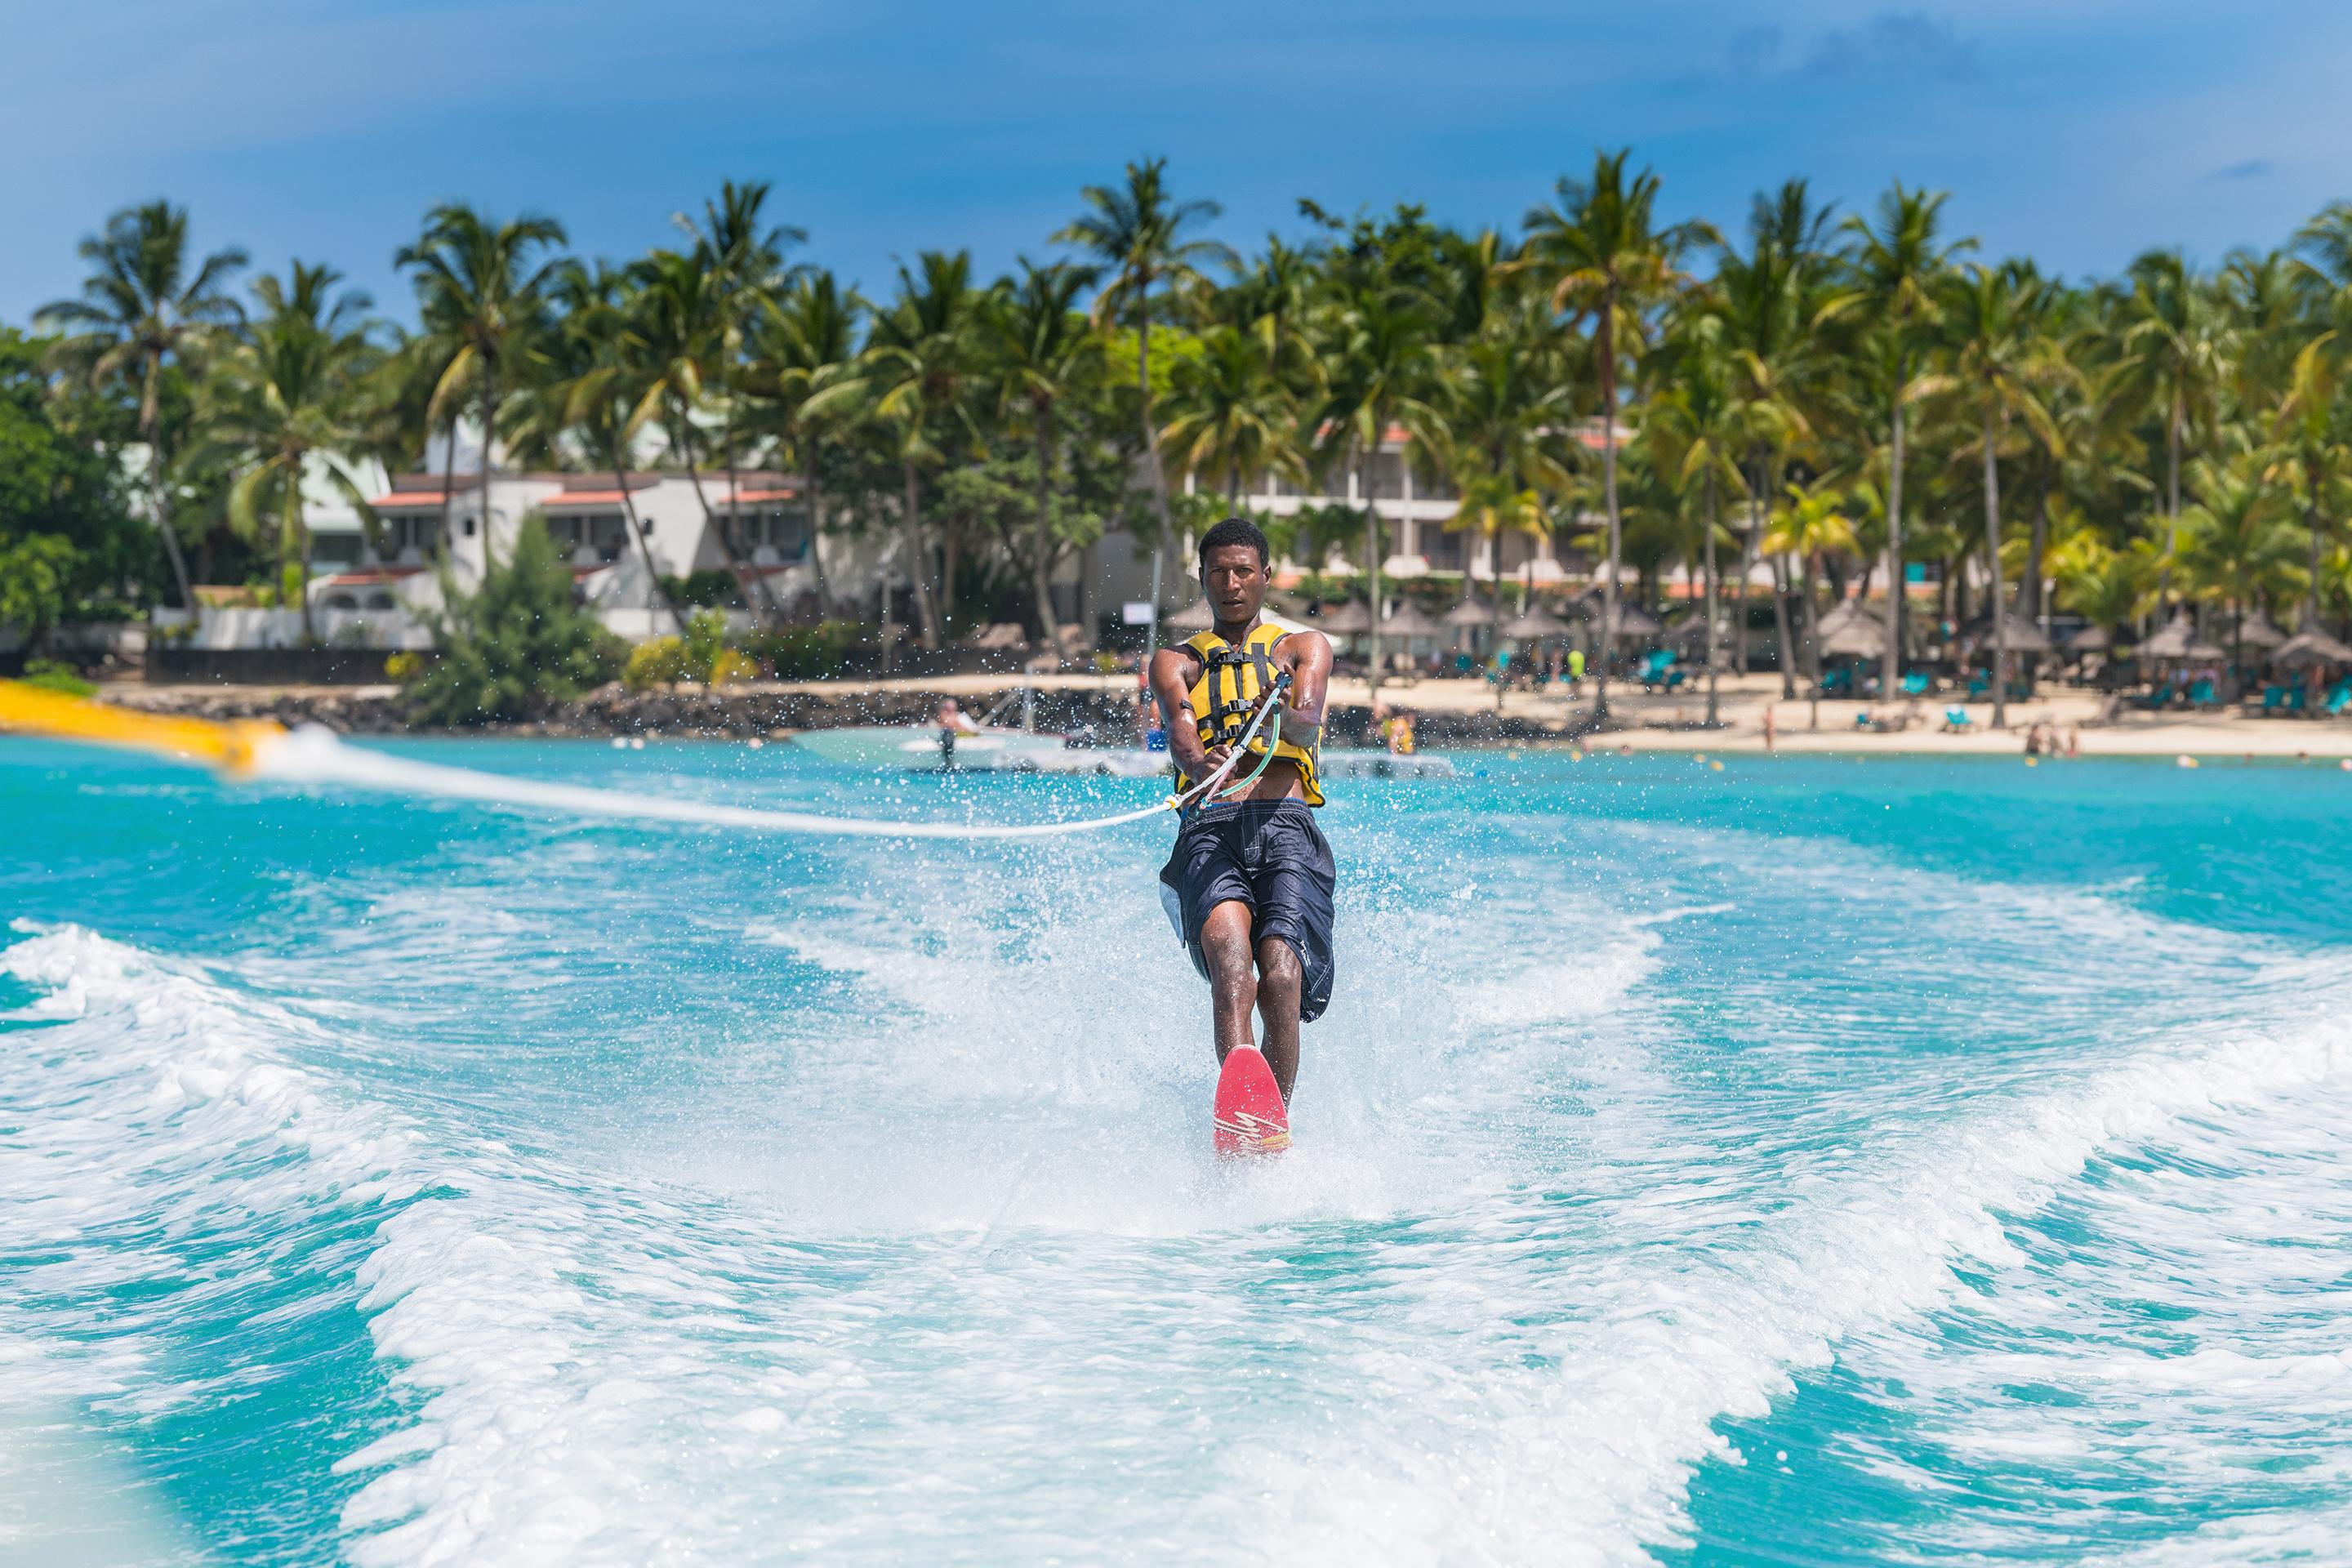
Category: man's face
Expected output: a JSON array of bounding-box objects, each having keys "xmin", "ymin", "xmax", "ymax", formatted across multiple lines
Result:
[{"xmin": 1200, "ymin": 544, "xmax": 1267, "ymax": 622}]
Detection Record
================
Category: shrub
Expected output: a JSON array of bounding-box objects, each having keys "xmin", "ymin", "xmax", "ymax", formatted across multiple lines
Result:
[
  {"xmin": 403, "ymin": 515, "xmax": 626, "ymax": 724},
  {"xmin": 742, "ymin": 620, "xmax": 861, "ymax": 679},
  {"xmin": 708, "ymin": 648, "xmax": 760, "ymax": 686},
  {"xmin": 660, "ymin": 570, "xmax": 740, "ymax": 608},
  {"xmin": 19, "ymin": 657, "xmax": 96, "ymax": 697},
  {"xmin": 624, "ymin": 635, "xmax": 691, "ymax": 689},
  {"xmin": 683, "ymin": 609, "xmax": 730, "ymax": 681},
  {"xmin": 383, "ymin": 651, "xmax": 424, "ymax": 683}
]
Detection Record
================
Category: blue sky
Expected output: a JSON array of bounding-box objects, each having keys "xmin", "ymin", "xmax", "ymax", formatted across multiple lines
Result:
[{"xmin": 7, "ymin": 1, "xmax": 2352, "ymax": 326}]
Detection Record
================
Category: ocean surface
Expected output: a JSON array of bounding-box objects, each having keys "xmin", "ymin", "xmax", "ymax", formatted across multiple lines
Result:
[{"xmin": 5, "ymin": 735, "xmax": 2350, "ymax": 1566}]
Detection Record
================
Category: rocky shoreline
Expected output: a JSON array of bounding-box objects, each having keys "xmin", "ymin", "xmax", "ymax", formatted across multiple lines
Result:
[{"xmin": 105, "ymin": 680, "xmax": 1594, "ymax": 747}]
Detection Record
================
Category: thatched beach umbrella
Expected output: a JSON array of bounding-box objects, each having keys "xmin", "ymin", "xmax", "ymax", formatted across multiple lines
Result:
[
  {"xmin": 1442, "ymin": 599, "xmax": 1497, "ymax": 630},
  {"xmin": 1814, "ymin": 599, "xmax": 1873, "ymax": 639},
  {"xmin": 1820, "ymin": 618, "xmax": 1887, "ymax": 661},
  {"xmin": 1578, "ymin": 598, "xmax": 1662, "ymax": 639},
  {"xmin": 1956, "ymin": 610, "xmax": 2051, "ymax": 654},
  {"xmin": 1316, "ymin": 599, "xmax": 1374, "ymax": 635},
  {"xmin": 2138, "ymin": 612, "xmax": 2201, "ymax": 660},
  {"xmin": 1166, "ymin": 597, "xmax": 1214, "ymax": 632},
  {"xmin": 1500, "ymin": 604, "xmax": 1573, "ymax": 640},
  {"xmin": 2064, "ymin": 623, "xmax": 2112, "ymax": 654},
  {"xmin": 2275, "ymin": 620, "xmax": 2352, "ymax": 666},
  {"xmin": 1382, "ymin": 600, "xmax": 1444, "ymax": 639},
  {"xmin": 2233, "ymin": 609, "xmax": 2288, "ymax": 650}
]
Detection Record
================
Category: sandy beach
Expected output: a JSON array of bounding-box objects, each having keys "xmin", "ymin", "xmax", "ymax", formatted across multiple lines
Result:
[
  {"xmin": 733, "ymin": 669, "xmax": 2352, "ymax": 760},
  {"xmin": 96, "ymin": 670, "xmax": 2352, "ymax": 760}
]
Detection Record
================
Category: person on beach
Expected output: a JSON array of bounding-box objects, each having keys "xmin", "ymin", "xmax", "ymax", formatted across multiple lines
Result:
[{"xmin": 1152, "ymin": 517, "xmax": 1335, "ymax": 1106}]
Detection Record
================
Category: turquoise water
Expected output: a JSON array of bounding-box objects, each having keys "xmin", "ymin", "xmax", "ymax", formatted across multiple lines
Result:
[{"xmin": 6, "ymin": 737, "xmax": 2351, "ymax": 1566}]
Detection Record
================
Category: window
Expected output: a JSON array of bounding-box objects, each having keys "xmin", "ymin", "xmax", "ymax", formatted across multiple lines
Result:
[
  {"xmin": 311, "ymin": 532, "xmax": 362, "ymax": 567},
  {"xmin": 735, "ymin": 507, "xmax": 809, "ymax": 558},
  {"xmin": 381, "ymin": 515, "xmax": 441, "ymax": 560},
  {"xmin": 547, "ymin": 513, "xmax": 627, "ymax": 564}
]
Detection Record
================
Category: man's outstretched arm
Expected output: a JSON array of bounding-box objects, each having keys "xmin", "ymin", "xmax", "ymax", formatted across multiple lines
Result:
[
  {"xmin": 1149, "ymin": 648, "xmax": 1222, "ymax": 779},
  {"xmin": 1277, "ymin": 631, "xmax": 1334, "ymax": 751}
]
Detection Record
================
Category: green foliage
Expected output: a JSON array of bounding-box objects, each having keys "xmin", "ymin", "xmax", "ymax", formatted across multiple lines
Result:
[
  {"xmin": 403, "ymin": 515, "xmax": 624, "ymax": 724},
  {"xmin": 742, "ymin": 621, "xmax": 861, "ymax": 679},
  {"xmin": 623, "ymin": 635, "xmax": 691, "ymax": 689},
  {"xmin": 660, "ymin": 569, "xmax": 740, "ymax": 608},
  {"xmin": 0, "ymin": 330, "xmax": 143, "ymax": 614},
  {"xmin": 682, "ymin": 608, "xmax": 729, "ymax": 678},
  {"xmin": 18, "ymin": 657, "xmax": 96, "ymax": 697},
  {"xmin": 0, "ymin": 533, "xmax": 78, "ymax": 643}
]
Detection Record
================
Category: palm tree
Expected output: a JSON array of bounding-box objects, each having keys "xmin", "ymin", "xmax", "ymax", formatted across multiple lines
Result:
[
  {"xmin": 1520, "ymin": 149, "xmax": 1700, "ymax": 721},
  {"xmin": 745, "ymin": 270, "xmax": 860, "ymax": 616},
  {"xmin": 1762, "ymin": 481, "xmax": 1859, "ymax": 730},
  {"xmin": 2176, "ymin": 452, "xmax": 2304, "ymax": 684},
  {"xmin": 675, "ymin": 179, "xmax": 804, "ymax": 625},
  {"xmin": 987, "ymin": 259, "xmax": 1104, "ymax": 644},
  {"xmin": 393, "ymin": 204, "xmax": 568, "ymax": 549},
  {"xmin": 519, "ymin": 260, "xmax": 689, "ymax": 637},
  {"xmin": 2105, "ymin": 249, "xmax": 2234, "ymax": 613},
  {"xmin": 1314, "ymin": 281, "xmax": 1446, "ymax": 694},
  {"xmin": 1927, "ymin": 261, "xmax": 2069, "ymax": 728},
  {"xmin": 1642, "ymin": 323, "xmax": 1759, "ymax": 725},
  {"xmin": 189, "ymin": 262, "xmax": 382, "ymax": 639},
  {"xmin": 1160, "ymin": 324, "xmax": 1302, "ymax": 508},
  {"xmin": 1054, "ymin": 158, "xmax": 1232, "ymax": 660},
  {"xmin": 1713, "ymin": 180, "xmax": 1836, "ymax": 688},
  {"xmin": 817, "ymin": 252, "xmax": 993, "ymax": 648},
  {"xmin": 1439, "ymin": 331, "xmax": 1576, "ymax": 621},
  {"xmin": 625, "ymin": 247, "xmax": 768, "ymax": 604},
  {"xmin": 38, "ymin": 200, "xmax": 248, "ymax": 613},
  {"xmin": 1834, "ymin": 183, "xmax": 1974, "ymax": 704}
]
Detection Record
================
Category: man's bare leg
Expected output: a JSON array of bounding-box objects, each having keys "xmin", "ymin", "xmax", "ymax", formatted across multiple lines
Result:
[
  {"xmin": 1200, "ymin": 900, "xmax": 1259, "ymax": 1062},
  {"xmin": 1254, "ymin": 935, "xmax": 1302, "ymax": 1102}
]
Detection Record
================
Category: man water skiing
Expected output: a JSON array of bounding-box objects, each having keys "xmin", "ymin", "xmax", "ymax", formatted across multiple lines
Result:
[{"xmin": 1154, "ymin": 517, "xmax": 1336, "ymax": 1122}]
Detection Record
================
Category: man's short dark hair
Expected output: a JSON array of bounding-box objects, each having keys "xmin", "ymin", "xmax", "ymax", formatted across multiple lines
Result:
[{"xmin": 1198, "ymin": 515, "xmax": 1270, "ymax": 569}]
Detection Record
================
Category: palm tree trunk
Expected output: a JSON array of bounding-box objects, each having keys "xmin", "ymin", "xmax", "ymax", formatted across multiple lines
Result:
[
  {"xmin": 1770, "ymin": 553, "xmax": 1796, "ymax": 700},
  {"xmin": 614, "ymin": 454, "xmax": 689, "ymax": 638},
  {"xmin": 676, "ymin": 406, "xmax": 771, "ymax": 635},
  {"xmin": 722, "ymin": 410, "xmax": 782, "ymax": 629},
  {"xmin": 1362, "ymin": 439, "xmax": 1383, "ymax": 698},
  {"xmin": 1136, "ymin": 280, "xmax": 1176, "ymax": 666},
  {"xmin": 2026, "ymin": 469, "xmax": 2050, "ymax": 697},
  {"xmin": 1882, "ymin": 360, "xmax": 1906, "ymax": 704},
  {"xmin": 1030, "ymin": 401, "xmax": 1062, "ymax": 647},
  {"xmin": 2158, "ymin": 411, "xmax": 2180, "ymax": 613},
  {"xmin": 1739, "ymin": 457, "xmax": 1762, "ymax": 682},
  {"xmin": 141, "ymin": 360, "xmax": 197, "ymax": 614},
  {"xmin": 1803, "ymin": 551, "xmax": 1822, "ymax": 732},
  {"xmin": 1703, "ymin": 467, "xmax": 1720, "ymax": 727},
  {"xmin": 435, "ymin": 411, "xmax": 459, "ymax": 564},
  {"xmin": 1985, "ymin": 409, "xmax": 2008, "ymax": 731},
  {"xmin": 291, "ymin": 470, "xmax": 315, "ymax": 644},
  {"xmin": 898, "ymin": 460, "xmax": 942, "ymax": 648},
  {"xmin": 1596, "ymin": 304, "xmax": 1619, "ymax": 723},
  {"xmin": 2308, "ymin": 483, "xmax": 2325, "ymax": 627},
  {"xmin": 808, "ymin": 471, "xmax": 833, "ymax": 619}
]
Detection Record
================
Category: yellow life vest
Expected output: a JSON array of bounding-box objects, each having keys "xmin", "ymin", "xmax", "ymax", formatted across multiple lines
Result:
[{"xmin": 1174, "ymin": 622, "xmax": 1324, "ymax": 807}]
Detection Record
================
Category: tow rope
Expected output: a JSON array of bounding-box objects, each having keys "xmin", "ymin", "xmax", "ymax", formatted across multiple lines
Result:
[{"xmin": 0, "ymin": 678, "xmax": 1293, "ymax": 842}]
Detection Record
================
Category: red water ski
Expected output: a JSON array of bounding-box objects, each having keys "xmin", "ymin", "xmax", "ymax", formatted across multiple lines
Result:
[{"xmin": 1213, "ymin": 1045, "xmax": 1290, "ymax": 1157}]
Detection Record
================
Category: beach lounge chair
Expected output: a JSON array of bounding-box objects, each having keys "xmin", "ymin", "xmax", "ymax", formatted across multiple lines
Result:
[
  {"xmin": 2189, "ymin": 679, "xmax": 2218, "ymax": 710},
  {"xmin": 1940, "ymin": 704, "xmax": 1974, "ymax": 733},
  {"xmin": 2328, "ymin": 681, "xmax": 2352, "ymax": 716},
  {"xmin": 1900, "ymin": 670, "xmax": 1931, "ymax": 697}
]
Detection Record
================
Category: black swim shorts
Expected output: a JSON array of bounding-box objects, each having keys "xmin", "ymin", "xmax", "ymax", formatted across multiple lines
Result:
[{"xmin": 1157, "ymin": 799, "xmax": 1336, "ymax": 1022}]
